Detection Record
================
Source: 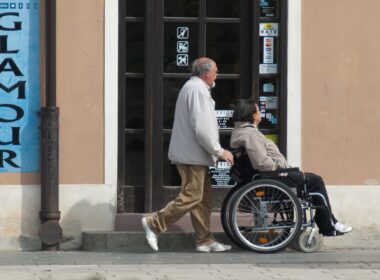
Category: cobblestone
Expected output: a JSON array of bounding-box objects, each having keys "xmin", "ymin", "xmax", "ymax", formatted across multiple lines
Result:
[{"xmin": 0, "ymin": 249, "xmax": 378, "ymax": 280}]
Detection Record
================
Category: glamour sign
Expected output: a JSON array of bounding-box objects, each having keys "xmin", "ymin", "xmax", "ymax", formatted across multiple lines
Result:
[{"xmin": 0, "ymin": 1, "xmax": 40, "ymax": 172}]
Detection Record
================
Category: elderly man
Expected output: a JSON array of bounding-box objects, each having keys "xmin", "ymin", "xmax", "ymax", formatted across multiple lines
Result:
[{"xmin": 142, "ymin": 57, "xmax": 234, "ymax": 252}]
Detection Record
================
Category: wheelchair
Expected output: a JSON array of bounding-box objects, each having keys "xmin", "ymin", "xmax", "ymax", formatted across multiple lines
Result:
[{"xmin": 221, "ymin": 147, "xmax": 334, "ymax": 253}]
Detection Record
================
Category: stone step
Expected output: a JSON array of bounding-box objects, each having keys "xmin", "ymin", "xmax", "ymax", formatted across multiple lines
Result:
[
  {"xmin": 85, "ymin": 212, "xmax": 234, "ymax": 252},
  {"xmin": 115, "ymin": 212, "xmax": 224, "ymax": 232},
  {"xmin": 82, "ymin": 231, "xmax": 235, "ymax": 252}
]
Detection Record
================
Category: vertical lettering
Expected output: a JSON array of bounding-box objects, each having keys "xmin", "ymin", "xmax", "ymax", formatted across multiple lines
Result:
[
  {"xmin": 0, "ymin": 12, "xmax": 22, "ymax": 31},
  {"xmin": 0, "ymin": 104, "xmax": 24, "ymax": 122},
  {"xmin": 0, "ymin": 150, "xmax": 20, "ymax": 168},
  {"xmin": 0, "ymin": 127, "xmax": 20, "ymax": 145},
  {"xmin": 0, "ymin": 58, "xmax": 24, "ymax": 76},
  {"xmin": 0, "ymin": 81, "xmax": 26, "ymax": 99},
  {"xmin": 0, "ymin": 35, "xmax": 19, "ymax": 53}
]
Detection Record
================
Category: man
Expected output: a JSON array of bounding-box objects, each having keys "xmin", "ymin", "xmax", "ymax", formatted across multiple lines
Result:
[{"xmin": 142, "ymin": 57, "xmax": 234, "ymax": 252}]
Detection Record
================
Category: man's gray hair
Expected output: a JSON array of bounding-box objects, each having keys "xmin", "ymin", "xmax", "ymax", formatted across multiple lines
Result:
[{"xmin": 191, "ymin": 58, "xmax": 214, "ymax": 76}]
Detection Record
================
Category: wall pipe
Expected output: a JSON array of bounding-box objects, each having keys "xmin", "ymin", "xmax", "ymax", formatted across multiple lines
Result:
[{"xmin": 39, "ymin": 0, "xmax": 62, "ymax": 251}]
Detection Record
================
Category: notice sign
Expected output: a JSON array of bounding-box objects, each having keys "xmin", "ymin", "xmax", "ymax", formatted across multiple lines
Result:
[
  {"xmin": 210, "ymin": 161, "xmax": 236, "ymax": 187},
  {"xmin": 260, "ymin": 64, "xmax": 277, "ymax": 74},
  {"xmin": 176, "ymin": 27, "xmax": 189, "ymax": 66},
  {"xmin": 260, "ymin": 0, "xmax": 278, "ymax": 18},
  {"xmin": 259, "ymin": 23, "xmax": 279, "ymax": 37},
  {"xmin": 0, "ymin": 1, "xmax": 40, "ymax": 172},
  {"xmin": 216, "ymin": 110, "xmax": 234, "ymax": 128},
  {"xmin": 263, "ymin": 37, "xmax": 274, "ymax": 64}
]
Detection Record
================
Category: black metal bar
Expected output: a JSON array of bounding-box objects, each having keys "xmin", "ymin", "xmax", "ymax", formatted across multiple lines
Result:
[
  {"xmin": 240, "ymin": 0, "xmax": 252, "ymax": 98},
  {"xmin": 117, "ymin": 0, "xmax": 127, "ymax": 213},
  {"xmin": 162, "ymin": 73, "xmax": 240, "ymax": 79},
  {"xmin": 152, "ymin": 0, "xmax": 164, "ymax": 211},
  {"xmin": 145, "ymin": 0, "xmax": 156, "ymax": 212},
  {"xmin": 199, "ymin": 0, "xmax": 206, "ymax": 56},
  {"xmin": 251, "ymin": 0, "xmax": 260, "ymax": 100},
  {"xmin": 39, "ymin": 0, "xmax": 62, "ymax": 251},
  {"xmin": 163, "ymin": 17, "xmax": 240, "ymax": 23},
  {"xmin": 279, "ymin": 0, "xmax": 288, "ymax": 157}
]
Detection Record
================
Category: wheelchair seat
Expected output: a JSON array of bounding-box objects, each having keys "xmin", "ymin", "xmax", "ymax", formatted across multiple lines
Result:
[{"xmin": 230, "ymin": 147, "xmax": 304, "ymax": 196}]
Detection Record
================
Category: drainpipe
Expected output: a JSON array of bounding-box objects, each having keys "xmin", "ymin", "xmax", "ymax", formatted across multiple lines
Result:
[{"xmin": 39, "ymin": 0, "xmax": 62, "ymax": 251}]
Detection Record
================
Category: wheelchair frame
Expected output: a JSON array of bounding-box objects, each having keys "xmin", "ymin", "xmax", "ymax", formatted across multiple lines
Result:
[{"xmin": 221, "ymin": 148, "xmax": 335, "ymax": 253}]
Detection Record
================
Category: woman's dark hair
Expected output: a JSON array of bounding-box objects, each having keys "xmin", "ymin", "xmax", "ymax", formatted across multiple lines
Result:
[{"xmin": 232, "ymin": 98, "xmax": 258, "ymax": 123}]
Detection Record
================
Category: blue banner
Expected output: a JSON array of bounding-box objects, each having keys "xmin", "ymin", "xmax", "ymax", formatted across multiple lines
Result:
[{"xmin": 0, "ymin": 1, "xmax": 40, "ymax": 172}]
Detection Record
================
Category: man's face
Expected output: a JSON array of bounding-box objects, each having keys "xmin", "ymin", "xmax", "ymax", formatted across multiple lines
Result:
[{"xmin": 204, "ymin": 63, "xmax": 218, "ymax": 87}]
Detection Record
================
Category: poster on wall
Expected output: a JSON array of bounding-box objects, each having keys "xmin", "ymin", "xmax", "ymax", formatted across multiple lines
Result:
[
  {"xmin": 263, "ymin": 37, "xmax": 274, "ymax": 64},
  {"xmin": 259, "ymin": 63, "xmax": 277, "ymax": 74},
  {"xmin": 259, "ymin": 23, "xmax": 278, "ymax": 37},
  {"xmin": 0, "ymin": 1, "xmax": 40, "ymax": 172},
  {"xmin": 210, "ymin": 161, "xmax": 236, "ymax": 187},
  {"xmin": 216, "ymin": 110, "xmax": 234, "ymax": 129},
  {"xmin": 260, "ymin": 0, "xmax": 278, "ymax": 18}
]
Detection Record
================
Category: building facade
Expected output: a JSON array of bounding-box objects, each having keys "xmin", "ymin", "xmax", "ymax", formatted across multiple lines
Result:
[{"xmin": 0, "ymin": 0, "xmax": 379, "ymax": 250}]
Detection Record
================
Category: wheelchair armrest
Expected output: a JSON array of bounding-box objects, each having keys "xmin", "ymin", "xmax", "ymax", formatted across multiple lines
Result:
[
  {"xmin": 230, "ymin": 147, "xmax": 245, "ymax": 157},
  {"xmin": 254, "ymin": 167, "xmax": 303, "ymax": 180},
  {"xmin": 258, "ymin": 167, "xmax": 300, "ymax": 175}
]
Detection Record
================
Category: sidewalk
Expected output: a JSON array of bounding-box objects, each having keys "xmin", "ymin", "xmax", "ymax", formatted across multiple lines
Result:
[
  {"xmin": 0, "ymin": 249, "xmax": 379, "ymax": 280},
  {"xmin": 81, "ymin": 230, "xmax": 380, "ymax": 252}
]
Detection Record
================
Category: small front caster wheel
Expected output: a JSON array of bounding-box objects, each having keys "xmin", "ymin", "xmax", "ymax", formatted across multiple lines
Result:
[{"xmin": 298, "ymin": 230, "xmax": 323, "ymax": 253}]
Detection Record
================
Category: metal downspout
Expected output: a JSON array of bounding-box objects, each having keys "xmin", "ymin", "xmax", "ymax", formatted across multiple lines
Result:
[{"xmin": 39, "ymin": 0, "xmax": 62, "ymax": 251}]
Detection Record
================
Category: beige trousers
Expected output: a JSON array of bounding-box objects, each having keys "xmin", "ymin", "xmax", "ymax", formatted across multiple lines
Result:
[{"xmin": 147, "ymin": 164, "xmax": 215, "ymax": 245}]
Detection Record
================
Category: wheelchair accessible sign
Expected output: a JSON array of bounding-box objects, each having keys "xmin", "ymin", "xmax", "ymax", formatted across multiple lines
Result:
[{"xmin": 0, "ymin": 1, "xmax": 40, "ymax": 172}]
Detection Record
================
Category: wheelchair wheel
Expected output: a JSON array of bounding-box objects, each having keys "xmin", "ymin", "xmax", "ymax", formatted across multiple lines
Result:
[
  {"xmin": 221, "ymin": 186, "xmax": 239, "ymax": 245},
  {"xmin": 289, "ymin": 236, "xmax": 301, "ymax": 251},
  {"xmin": 297, "ymin": 230, "xmax": 323, "ymax": 253},
  {"xmin": 229, "ymin": 179, "xmax": 303, "ymax": 253},
  {"xmin": 221, "ymin": 185, "xmax": 249, "ymax": 249}
]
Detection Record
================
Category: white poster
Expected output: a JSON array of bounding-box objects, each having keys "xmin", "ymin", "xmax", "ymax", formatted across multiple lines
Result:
[
  {"xmin": 263, "ymin": 83, "xmax": 275, "ymax": 92},
  {"xmin": 266, "ymin": 97, "xmax": 278, "ymax": 109},
  {"xmin": 263, "ymin": 37, "xmax": 274, "ymax": 64},
  {"xmin": 259, "ymin": 23, "xmax": 279, "ymax": 37},
  {"xmin": 260, "ymin": 64, "xmax": 277, "ymax": 74}
]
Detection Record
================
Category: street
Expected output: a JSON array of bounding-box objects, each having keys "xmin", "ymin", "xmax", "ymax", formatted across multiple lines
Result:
[{"xmin": 0, "ymin": 249, "xmax": 379, "ymax": 280}]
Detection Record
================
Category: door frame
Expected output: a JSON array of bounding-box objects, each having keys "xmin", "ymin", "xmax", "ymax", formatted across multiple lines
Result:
[{"xmin": 116, "ymin": 0, "xmax": 300, "ymax": 213}]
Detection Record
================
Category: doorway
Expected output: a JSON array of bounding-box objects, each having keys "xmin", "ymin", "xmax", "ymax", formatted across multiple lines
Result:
[{"xmin": 118, "ymin": 0, "xmax": 288, "ymax": 212}]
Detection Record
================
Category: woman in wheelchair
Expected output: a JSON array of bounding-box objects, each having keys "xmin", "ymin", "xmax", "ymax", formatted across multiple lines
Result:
[{"xmin": 230, "ymin": 98, "xmax": 352, "ymax": 237}]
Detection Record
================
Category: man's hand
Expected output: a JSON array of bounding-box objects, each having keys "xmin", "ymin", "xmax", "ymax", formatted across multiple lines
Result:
[{"xmin": 218, "ymin": 149, "xmax": 234, "ymax": 165}]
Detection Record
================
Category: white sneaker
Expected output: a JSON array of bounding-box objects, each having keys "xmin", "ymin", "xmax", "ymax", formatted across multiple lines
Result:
[
  {"xmin": 334, "ymin": 221, "xmax": 353, "ymax": 234},
  {"xmin": 141, "ymin": 217, "xmax": 158, "ymax": 251},
  {"xmin": 196, "ymin": 242, "xmax": 232, "ymax": 253}
]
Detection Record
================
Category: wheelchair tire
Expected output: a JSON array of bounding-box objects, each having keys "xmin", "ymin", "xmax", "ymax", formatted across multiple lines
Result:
[
  {"xmin": 289, "ymin": 237, "xmax": 301, "ymax": 251},
  {"xmin": 228, "ymin": 179, "xmax": 303, "ymax": 253},
  {"xmin": 221, "ymin": 185, "xmax": 250, "ymax": 249},
  {"xmin": 297, "ymin": 230, "xmax": 323, "ymax": 253},
  {"xmin": 221, "ymin": 186, "xmax": 240, "ymax": 245}
]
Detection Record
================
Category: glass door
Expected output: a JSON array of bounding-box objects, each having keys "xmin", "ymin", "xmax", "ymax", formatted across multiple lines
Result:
[
  {"xmin": 158, "ymin": 0, "xmax": 252, "ymax": 211},
  {"xmin": 118, "ymin": 0, "xmax": 287, "ymax": 212}
]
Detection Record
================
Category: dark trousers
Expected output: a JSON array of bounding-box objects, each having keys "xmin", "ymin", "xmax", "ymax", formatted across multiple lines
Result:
[{"xmin": 274, "ymin": 172, "xmax": 337, "ymax": 235}]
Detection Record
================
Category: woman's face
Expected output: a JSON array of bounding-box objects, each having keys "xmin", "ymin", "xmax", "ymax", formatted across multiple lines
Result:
[{"xmin": 253, "ymin": 104, "xmax": 262, "ymax": 124}]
